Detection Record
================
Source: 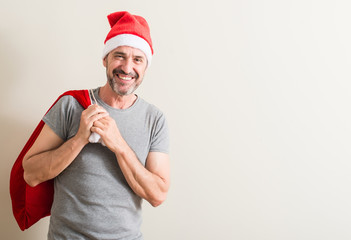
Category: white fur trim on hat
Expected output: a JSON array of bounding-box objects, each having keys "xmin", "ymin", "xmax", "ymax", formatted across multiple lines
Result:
[{"xmin": 102, "ymin": 34, "xmax": 152, "ymax": 66}]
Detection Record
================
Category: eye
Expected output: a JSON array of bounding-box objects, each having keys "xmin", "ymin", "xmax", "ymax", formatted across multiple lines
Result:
[
  {"xmin": 113, "ymin": 53, "xmax": 124, "ymax": 60},
  {"xmin": 134, "ymin": 57, "xmax": 144, "ymax": 63}
]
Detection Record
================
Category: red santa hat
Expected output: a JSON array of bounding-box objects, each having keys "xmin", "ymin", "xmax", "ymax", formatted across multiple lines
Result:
[{"xmin": 102, "ymin": 11, "xmax": 153, "ymax": 66}]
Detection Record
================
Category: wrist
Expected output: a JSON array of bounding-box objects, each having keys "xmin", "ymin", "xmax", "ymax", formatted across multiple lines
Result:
[
  {"xmin": 112, "ymin": 139, "xmax": 128, "ymax": 156},
  {"xmin": 73, "ymin": 132, "xmax": 89, "ymax": 146}
]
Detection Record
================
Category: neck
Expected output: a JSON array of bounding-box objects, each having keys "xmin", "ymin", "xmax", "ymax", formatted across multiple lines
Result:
[{"xmin": 99, "ymin": 83, "xmax": 137, "ymax": 109}]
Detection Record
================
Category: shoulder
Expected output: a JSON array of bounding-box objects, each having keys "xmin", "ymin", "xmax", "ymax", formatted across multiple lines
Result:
[
  {"xmin": 52, "ymin": 95, "xmax": 82, "ymax": 109},
  {"xmin": 46, "ymin": 89, "xmax": 89, "ymax": 115},
  {"xmin": 137, "ymin": 97, "xmax": 166, "ymax": 119},
  {"xmin": 53, "ymin": 89, "xmax": 90, "ymax": 108}
]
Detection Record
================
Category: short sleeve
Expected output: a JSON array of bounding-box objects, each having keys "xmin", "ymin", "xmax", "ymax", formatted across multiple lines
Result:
[
  {"xmin": 42, "ymin": 96, "xmax": 81, "ymax": 141},
  {"xmin": 149, "ymin": 112, "xmax": 170, "ymax": 154}
]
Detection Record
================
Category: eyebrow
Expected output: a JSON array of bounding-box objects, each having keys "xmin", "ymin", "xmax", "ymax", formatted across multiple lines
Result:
[
  {"xmin": 112, "ymin": 51, "xmax": 126, "ymax": 56},
  {"xmin": 112, "ymin": 51, "xmax": 145, "ymax": 60}
]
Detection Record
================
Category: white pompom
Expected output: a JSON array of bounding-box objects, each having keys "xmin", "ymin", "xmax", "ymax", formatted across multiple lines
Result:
[
  {"xmin": 89, "ymin": 132, "xmax": 100, "ymax": 143},
  {"xmin": 89, "ymin": 132, "xmax": 105, "ymax": 146}
]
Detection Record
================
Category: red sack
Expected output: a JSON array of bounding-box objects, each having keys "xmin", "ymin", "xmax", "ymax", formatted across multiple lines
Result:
[{"xmin": 10, "ymin": 90, "xmax": 91, "ymax": 230}]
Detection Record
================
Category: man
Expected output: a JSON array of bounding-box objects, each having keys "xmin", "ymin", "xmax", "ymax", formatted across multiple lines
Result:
[{"xmin": 22, "ymin": 11, "xmax": 170, "ymax": 239}]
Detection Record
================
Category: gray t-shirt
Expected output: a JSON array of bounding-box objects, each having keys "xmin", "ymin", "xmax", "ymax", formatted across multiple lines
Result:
[{"xmin": 43, "ymin": 88, "xmax": 169, "ymax": 240}]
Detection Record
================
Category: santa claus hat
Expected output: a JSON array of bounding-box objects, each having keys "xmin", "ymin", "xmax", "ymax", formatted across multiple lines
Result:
[{"xmin": 102, "ymin": 11, "xmax": 153, "ymax": 66}]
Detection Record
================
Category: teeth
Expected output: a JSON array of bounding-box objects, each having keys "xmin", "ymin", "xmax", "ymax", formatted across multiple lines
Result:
[{"xmin": 119, "ymin": 75, "xmax": 132, "ymax": 81}]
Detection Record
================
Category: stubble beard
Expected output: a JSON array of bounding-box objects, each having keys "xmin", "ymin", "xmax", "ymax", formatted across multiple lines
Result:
[{"xmin": 107, "ymin": 68, "xmax": 142, "ymax": 96}]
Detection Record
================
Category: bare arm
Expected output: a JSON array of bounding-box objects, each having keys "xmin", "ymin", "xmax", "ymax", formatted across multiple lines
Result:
[
  {"xmin": 116, "ymin": 148, "xmax": 170, "ymax": 207},
  {"xmin": 22, "ymin": 124, "xmax": 87, "ymax": 187},
  {"xmin": 23, "ymin": 105, "xmax": 108, "ymax": 187},
  {"xmin": 92, "ymin": 116, "xmax": 170, "ymax": 207}
]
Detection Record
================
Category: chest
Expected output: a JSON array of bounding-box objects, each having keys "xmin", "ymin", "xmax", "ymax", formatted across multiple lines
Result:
[{"xmin": 67, "ymin": 109, "xmax": 153, "ymax": 165}]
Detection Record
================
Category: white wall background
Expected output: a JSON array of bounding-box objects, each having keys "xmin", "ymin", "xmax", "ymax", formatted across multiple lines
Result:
[{"xmin": 1, "ymin": 0, "xmax": 351, "ymax": 239}]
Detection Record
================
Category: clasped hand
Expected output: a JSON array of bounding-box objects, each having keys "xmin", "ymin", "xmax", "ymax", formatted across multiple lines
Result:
[{"xmin": 77, "ymin": 104, "xmax": 121, "ymax": 152}]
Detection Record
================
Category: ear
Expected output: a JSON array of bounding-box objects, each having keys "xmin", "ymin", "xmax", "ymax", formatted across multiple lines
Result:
[{"xmin": 103, "ymin": 57, "xmax": 107, "ymax": 67}]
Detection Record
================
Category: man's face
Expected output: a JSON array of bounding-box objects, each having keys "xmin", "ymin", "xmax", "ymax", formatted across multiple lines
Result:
[{"xmin": 103, "ymin": 46, "xmax": 148, "ymax": 96}]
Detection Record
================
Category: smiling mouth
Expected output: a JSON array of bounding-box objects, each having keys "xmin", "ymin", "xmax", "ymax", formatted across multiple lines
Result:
[
  {"xmin": 113, "ymin": 68, "xmax": 138, "ymax": 82},
  {"xmin": 117, "ymin": 74, "xmax": 133, "ymax": 81}
]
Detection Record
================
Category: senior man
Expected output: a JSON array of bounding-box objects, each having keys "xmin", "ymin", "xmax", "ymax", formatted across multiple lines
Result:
[{"xmin": 21, "ymin": 11, "xmax": 170, "ymax": 239}]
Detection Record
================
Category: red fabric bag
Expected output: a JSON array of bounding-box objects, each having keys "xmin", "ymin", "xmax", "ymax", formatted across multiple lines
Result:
[{"xmin": 10, "ymin": 90, "xmax": 91, "ymax": 230}]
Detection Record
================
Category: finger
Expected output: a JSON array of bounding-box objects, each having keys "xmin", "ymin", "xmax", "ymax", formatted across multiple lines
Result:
[
  {"xmin": 87, "ymin": 104, "xmax": 107, "ymax": 114},
  {"xmin": 90, "ymin": 112, "xmax": 109, "ymax": 123},
  {"xmin": 84, "ymin": 105, "xmax": 108, "ymax": 119},
  {"xmin": 90, "ymin": 126, "xmax": 103, "ymax": 135}
]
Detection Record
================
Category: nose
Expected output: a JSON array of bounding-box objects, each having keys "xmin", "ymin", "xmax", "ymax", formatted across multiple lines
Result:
[{"xmin": 120, "ymin": 58, "xmax": 133, "ymax": 75}]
